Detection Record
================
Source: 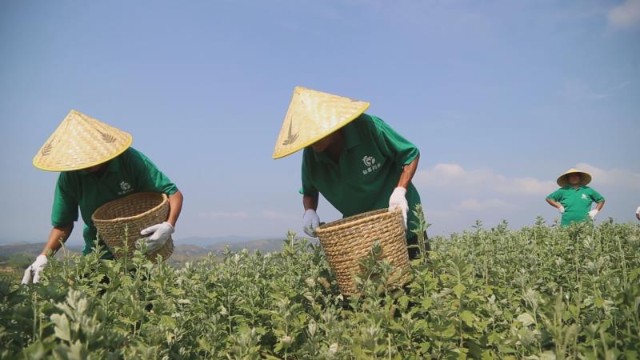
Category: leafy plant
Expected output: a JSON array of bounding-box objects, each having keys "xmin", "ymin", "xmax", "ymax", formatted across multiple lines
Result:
[{"xmin": 1, "ymin": 214, "xmax": 638, "ymax": 359}]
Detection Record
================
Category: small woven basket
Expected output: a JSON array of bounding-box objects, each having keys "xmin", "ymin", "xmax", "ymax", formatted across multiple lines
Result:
[
  {"xmin": 315, "ymin": 209, "xmax": 410, "ymax": 295},
  {"xmin": 92, "ymin": 192, "xmax": 174, "ymax": 261}
]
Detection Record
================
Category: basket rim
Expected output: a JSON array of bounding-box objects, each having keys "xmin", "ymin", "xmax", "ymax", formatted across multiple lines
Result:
[
  {"xmin": 315, "ymin": 208, "xmax": 402, "ymax": 235},
  {"xmin": 91, "ymin": 192, "xmax": 169, "ymax": 224}
]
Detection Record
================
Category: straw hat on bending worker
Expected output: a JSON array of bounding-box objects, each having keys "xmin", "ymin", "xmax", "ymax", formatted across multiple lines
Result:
[
  {"xmin": 22, "ymin": 109, "xmax": 183, "ymax": 284},
  {"xmin": 273, "ymin": 86, "xmax": 428, "ymax": 261},
  {"xmin": 272, "ymin": 86, "xmax": 370, "ymax": 159},
  {"xmin": 33, "ymin": 109, "xmax": 133, "ymax": 172}
]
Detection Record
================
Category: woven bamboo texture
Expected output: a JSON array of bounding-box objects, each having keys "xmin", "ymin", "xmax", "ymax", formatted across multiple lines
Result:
[
  {"xmin": 272, "ymin": 86, "xmax": 370, "ymax": 159},
  {"xmin": 315, "ymin": 209, "xmax": 410, "ymax": 295},
  {"xmin": 33, "ymin": 109, "xmax": 132, "ymax": 171},
  {"xmin": 92, "ymin": 192, "xmax": 173, "ymax": 261}
]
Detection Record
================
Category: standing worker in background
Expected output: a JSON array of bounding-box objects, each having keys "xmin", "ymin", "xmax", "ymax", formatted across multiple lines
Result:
[
  {"xmin": 545, "ymin": 168, "xmax": 604, "ymax": 226},
  {"xmin": 22, "ymin": 110, "xmax": 184, "ymax": 284},
  {"xmin": 272, "ymin": 86, "xmax": 428, "ymax": 259}
]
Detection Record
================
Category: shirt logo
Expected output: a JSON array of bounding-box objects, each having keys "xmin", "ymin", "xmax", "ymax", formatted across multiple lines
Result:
[
  {"xmin": 118, "ymin": 181, "xmax": 133, "ymax": 195},
  {"xmin": 362, "ymin": 156, "xmax": 375, "ymax": 166},
  {"xmin": 581, "ymin": 194, "xmax": 588, "ymax": 200},
  {"xmin": 362, "ymin": 155, "xmax": 381, "ymax": 175}
]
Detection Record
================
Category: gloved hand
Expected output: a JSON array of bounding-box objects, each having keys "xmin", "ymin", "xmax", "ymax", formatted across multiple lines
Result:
[
  {"xmin": 21, "ymin": 254, "xmax": 48, "ymax": 284},
  {"xmin": 588, "ymin": 209, "xmax": 599, "ymax": 220},
  {"xmin": 303, "ymin": 209, "xmax": 320, "ymax": 237},
  {"xmin": 140, "ymin": 221, "xmax": 174, "ymax": 252},
  {"xmin": 389, "ymin": 187, "xmax": 408, "ymax": 228},
  {"xmin": 558, "ymin": 205, "xmax": 565, "ymax": 214}
]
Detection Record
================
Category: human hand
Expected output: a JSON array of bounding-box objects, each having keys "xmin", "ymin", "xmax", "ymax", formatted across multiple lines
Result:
[
  {"xmin": 302, "ymin": 209, "xmax": 320, "ymax": 237},
  {"xmin": 21, "ymin": 254, "xmax": 48, "ymax": 284},
  {"xmin": 389, "ymin": 187, "xmax": 408, "ymax": 227},
  {"xmin": 140, "ymin": 222, "xmax": 174, "ymax": 252},
  {"xmin": 558, "ymin": 205, "xmax": 565, "ymax": 214},
  {"xmin": 636, "ymin": 206, "xmax": 640, "ymax": 221},
  {"xmin": 588, "ymin": 209, "xmax": 599, "ymax": 220}
]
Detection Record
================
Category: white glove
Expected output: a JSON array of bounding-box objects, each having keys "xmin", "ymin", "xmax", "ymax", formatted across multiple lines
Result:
[
  {"xmin": 389, "ymin": 187, "xmax": 408, "ymax": 227},
  {"xmin": 302, "ymin": 209, "xmax": 320, "ymax": 237},
  {"xmin": 140, "ymin": 221, "xmax": 174, "ymax": 252},
  {"xmin": 588, "ymin": 209, "xmax": 599, "ymax": 220},
  {"xmin": 558, "ymin": 206, "xmax": 565, "ymax": 214},
  {"xmin": 21, "ymin": 254, "xmax": 48, "ymax": 284}
]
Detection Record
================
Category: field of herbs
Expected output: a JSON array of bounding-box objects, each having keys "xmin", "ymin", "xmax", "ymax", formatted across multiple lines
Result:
[{"xmin": 1, "ymin": 217, "xmax": 639, "ymax": 359}]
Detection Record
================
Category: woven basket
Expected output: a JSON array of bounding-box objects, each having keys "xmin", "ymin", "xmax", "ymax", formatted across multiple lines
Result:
[
  {"xmin": 91, "ymin": 192, "xmax": 174, "ymax": 261},
  {"xmin": 315, "ymin": 209, "xmax": 410, "ymax": 295}
]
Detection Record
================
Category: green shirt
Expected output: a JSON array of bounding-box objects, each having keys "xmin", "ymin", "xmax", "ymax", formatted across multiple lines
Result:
[
  {"xmin": 301, "ymin": 114, "xmax": 423, "ymax": 237},
  {"xmin": 52, "ymin": 147, "xmax": 179, "ymax": 256},
  {"xmin": 546, "ymin": 186, "xmax": 604, "ymax": 226}
]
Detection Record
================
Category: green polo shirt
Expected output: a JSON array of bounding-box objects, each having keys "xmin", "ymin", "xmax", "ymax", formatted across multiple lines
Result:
[
  {"xmin": 301, "ymin": 114, "xmax": 423, "ymax": 238},
  {"xmin": 52, "ymin": 147, "xmax": 179, "ymax": 256},
  {"xmin": 546, "ymin": 186, "xmax": 604, "ymax": 226}
]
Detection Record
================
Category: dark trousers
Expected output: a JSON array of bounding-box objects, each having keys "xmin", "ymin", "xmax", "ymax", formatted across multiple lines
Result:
[{"xmin": 407, "ymin": 231, "xmax": 430, "ymax": 260}]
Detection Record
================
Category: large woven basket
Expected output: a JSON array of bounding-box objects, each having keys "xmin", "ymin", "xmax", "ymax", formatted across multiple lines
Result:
[
  {"xmin": 315, "ymin": 209, "xmax": 410, "ymax": 295},
  {"xmin": 91, "ymin": 192, "xmax": 174, "ymax": 261}
]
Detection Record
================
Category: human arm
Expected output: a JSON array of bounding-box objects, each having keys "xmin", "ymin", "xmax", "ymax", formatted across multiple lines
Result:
[
  {"xmin": 140, "ymin": 190, "xmax": 183, "ymax": 252},
  {"xmin": 40, "ymin": 224, "xmax": 74, "ymax": 256},
  {"xmin": 396, "ymin": 155, "xmax": 419, "ymax": 190},
  {"xmin": 302, "ymin": 193, "xmax": 320, "ymax": 237},
  {"xmin": 166, "ymin": 190, "xmax": 183, "ymax": 227},
  {"xmin": 588, "ymin": 190, "xmax": 605, "ymax": 219},
  {"xmin": 593, "ymin": 200, "xmax": 605, "ymax": 212},
  {"xmin": 303, "ymin": 192, "xmax": 318, "ymax": 211},
  {"xmin": 300, "ymin": 149, "xmax": 321, "ymax": 237},
  {"xmin": 545, "ymin": 198, "xmax": 565, "ymax": 213},
  {"xmin": 389, "ymin": 155, "xmax": 419, "ymax": 226},
  {"xmin": 588, "ymin": 200, "xmax": 605, "ymax": 219},
  {"xmin": 366, "ymin": 116, "xmax": 420, "ymax": 224},
  {"xmin": 129, "ymin": 149, "xmax": 182, "ymax": 250},
  {"xmin": 21, "ymin": 224, "xmax": 73, "ymax": 284}
]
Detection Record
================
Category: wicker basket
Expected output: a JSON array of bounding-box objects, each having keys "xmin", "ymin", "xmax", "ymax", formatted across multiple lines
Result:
[
  {"xmin": 315, "ymin": 209, "xmax": 410, "ymax": 295},
  {"xmin": 91, "ymin": 192, "xmax": 174, "ymax": 261}
]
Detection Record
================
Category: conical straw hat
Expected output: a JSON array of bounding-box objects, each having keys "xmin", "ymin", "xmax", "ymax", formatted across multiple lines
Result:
[
  {"xmin": 33, "ymin": 110, "xmax": 133, "ymax": 171},
  {"xmin": 556, "ymin": 168, "xmax": 592, "ymax": 187},
  {"xmin": 272, "ymin": 86, "xmax": 370, "ymax": 159}
]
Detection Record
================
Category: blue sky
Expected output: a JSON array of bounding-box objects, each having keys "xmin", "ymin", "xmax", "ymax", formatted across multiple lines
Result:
[{"xmin": 1, "ymin": 0, "xmax": 639, "ymax": 246}]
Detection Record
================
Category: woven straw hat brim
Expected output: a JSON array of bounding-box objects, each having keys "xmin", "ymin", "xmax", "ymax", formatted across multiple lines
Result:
[
  {"xmin": 557, "ymin": 168, "xmax": 592, "ymax": 187},
  {"xmin": 33, "ymin": 110, "xmax": 133, "ymax": 171},
  {"xmin": 272, "ymin": 86, "xmax": 370, "ymax": 159}
]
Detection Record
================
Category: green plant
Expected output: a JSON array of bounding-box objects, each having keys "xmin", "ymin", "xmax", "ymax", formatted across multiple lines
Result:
[{"xmin": 1, "ymin": 212, "xmax": 638, "ymax": 359}]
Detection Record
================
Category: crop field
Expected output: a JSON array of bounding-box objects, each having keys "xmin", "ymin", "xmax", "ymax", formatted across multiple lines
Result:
[{"xmin": 1, "ymin": 217, "xmax": 639, "ymax": 359}]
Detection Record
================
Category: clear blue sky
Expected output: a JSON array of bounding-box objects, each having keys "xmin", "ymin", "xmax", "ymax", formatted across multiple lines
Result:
[{"xmin": 1, "ymin": 0, "xmax": 639, "ymax": 246}]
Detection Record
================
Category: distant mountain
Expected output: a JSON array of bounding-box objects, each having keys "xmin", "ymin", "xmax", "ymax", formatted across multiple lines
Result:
[
  {"xmin": 0, "ymin": 243, "xmax": 83, "ymax": 258},
  {"xmin": 0, "ymin": 237, "xmax": 318, "ymax": 274},
  {"xmin": 176, "ymin": 235, "xmax": 282, "ymax": 246},
  {"xmin": 205, "ymin": 238, "xmax": 286, "ymax": 253},
  {"xmin": 0, "ymin": 237, "xmax": 289, "ymax": 261}
]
